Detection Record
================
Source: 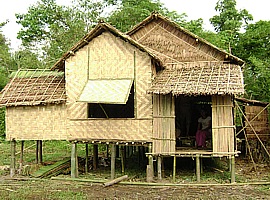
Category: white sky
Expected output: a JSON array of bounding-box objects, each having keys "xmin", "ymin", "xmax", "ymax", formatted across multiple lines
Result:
[{"xmin": 1, "ymin": 0, "xmax": 269, "ymax": 51}]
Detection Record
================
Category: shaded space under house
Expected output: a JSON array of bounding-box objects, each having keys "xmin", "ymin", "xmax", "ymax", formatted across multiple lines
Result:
[{"xmin": 0, "ymin": 12, "xmax": 247, "ymax": 183}]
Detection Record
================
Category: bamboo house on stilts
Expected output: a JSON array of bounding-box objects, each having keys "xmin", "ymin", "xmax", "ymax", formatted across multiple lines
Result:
[{"xmin": 0, "ymin": 13, "xmax": 246, "ymax": 183}]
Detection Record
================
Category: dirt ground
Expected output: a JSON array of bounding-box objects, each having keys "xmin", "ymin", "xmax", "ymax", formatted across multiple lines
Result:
[
  {"xmin": 0, "ymin": 158, "xmax": 270, "ymax": 199},
  {"xmin": 0, "ymin": 177, "xmax": 269, "ymax": 199}
]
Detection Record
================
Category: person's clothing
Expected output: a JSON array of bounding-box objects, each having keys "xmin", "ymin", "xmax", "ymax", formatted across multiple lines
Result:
[
  {"xmin": 196, "ymin": 116, "xmax": 211, "ymax": 147},
  {"xmin": 196, "ymin": 130, "xmax": 207, "ymax": 147},
  {"xmin": 198, "ymin": 116, "xmax": 211, "ymax": 131}
]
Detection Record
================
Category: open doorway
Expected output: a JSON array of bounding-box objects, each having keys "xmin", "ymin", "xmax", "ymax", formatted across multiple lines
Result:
[{"xmin": 175, "ymin": 95, "xmax": 212, "ymax": 148}]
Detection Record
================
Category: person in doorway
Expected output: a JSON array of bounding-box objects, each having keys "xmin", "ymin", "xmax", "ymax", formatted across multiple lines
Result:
[{"xmin": 196, "ymin": 109, "xmax": 211, "ymax": 149}]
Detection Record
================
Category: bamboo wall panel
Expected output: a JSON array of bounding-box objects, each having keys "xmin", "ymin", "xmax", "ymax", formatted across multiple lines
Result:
[
  {"xmin": 129, "ymin": 19, "xmax": 225, "ymax": 64},
  {"xmin": 212, "ymin": 95, "xmax": 234, "ymax": 153},
  {"xmin": 6, "ymin": 104, "xmax": 67, "ymax": 141},
  {"xmin": 152, "ymin": 94, "xmax": 175, "ymax": 153},
  {"xmin": 66, "ymin": 48, "xmax": 88, "ymax": 119},
  {"xmin": 67, "ymin": 119, "xmax": 152, "ymax": 141},
  {"xmin": 245, "ymin": 106, "xmax": 269, "ymax": 140}
]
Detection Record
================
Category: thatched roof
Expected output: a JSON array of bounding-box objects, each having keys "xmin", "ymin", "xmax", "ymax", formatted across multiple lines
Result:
[
  {"xmin": 0, "ymin": 69, "xmax": 66, "ymax": 107},
  {"xmin": 52, "ymin": 21, "xmax": 163, "ymax": 71},
  {"xmin": 148, "ymin": 62, "xmax": 244, "ymax": 96},
  {"xmin": 127, "ymin": 12, "xmax": 245, "ymax": 66}
]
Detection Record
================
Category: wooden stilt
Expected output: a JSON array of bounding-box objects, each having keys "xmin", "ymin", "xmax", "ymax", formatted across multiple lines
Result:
[
  {"xmin": 38, "ymin": 140, "xmax": 43, "ymax": 164},
  {"xmin": 231, "ymin": 155, "xmax": 236, "ymax": 183},
  {"xmin": 111, "ymin": 144, "xmax": 116, "ymax": 180},
  {"xmin": 36, "ymin": 140, "xmax": 39, "ymax": 164},
  {"xmin": 157, "ymin": 156, "xmax": 162, "ymax": 180},
  {"xmin": 71, "ymin": 143, "xmax": 78, "ymax": 178},
  {"xmin": 173, "ymin": 155, "xmax": 176, "ymax": 183},
  {"xmin": 93, "ymin": 144, "xmax": 98, "ymax": 170},
  {"xmin": 10, "ymin": 139, "xmax": 16, "ymax": 177},
  {"xmin": 120, "ymin": 146, "xmax": 125, "ymax": 173},
  {"xmin": 85, "ymin": 144, "xmax": 89, "ymax": 174},
  {"xmin": 146, "ymin": 143, "xmax": 154, "ymax": 182},
  {"xmin": 196, "ymin": 154, "xmax": 200, "ymax": 182},
  {"xmin": 200, "ymin": 157, "xmax": 203, "ymax": 174},
  {"xmin": 19, "ymin": 141, "xmax": 24, "ymax": 175},
  {"xmin": 106, "ymin": 144, "xmax": 109, "ymax": 158}
]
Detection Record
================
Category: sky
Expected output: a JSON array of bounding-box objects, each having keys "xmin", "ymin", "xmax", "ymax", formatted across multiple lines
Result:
[{"xmin": 1, "ymin": 0, "xmax": 269, "ymax": 51}]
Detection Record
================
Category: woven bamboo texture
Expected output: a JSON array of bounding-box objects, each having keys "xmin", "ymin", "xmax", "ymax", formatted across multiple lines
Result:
[
  {"xmin": 245, "ymin": 106, "xmax": 269, "ymax": 140},
  {"xmin": 152, "ymin": 94, "xmax": 175, "ymax": 153},
  {"xmin": 212, "ymin": 95, "xmax": 234, "ymax": 153},
  {"xmin": 0, "ymin": 69, "xmax": 66, "ymax": 107},
  {"xmin": 6, "ymin": 104, "xmax": 67, "ymax": 141},
  {"xmin": 148, "ymin": 62, "xmax": 244, "ymax": 96},
  {"xmin": 127, "ymin": 13, "xmax": 244, "ymax": 66},
  {"xmin": 67, "ymin": 119, "xmax": 152, "ymax": 141}
]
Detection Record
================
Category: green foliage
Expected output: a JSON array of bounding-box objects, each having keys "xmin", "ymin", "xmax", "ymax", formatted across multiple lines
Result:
[
  {"xmin": 0, "ymin": 108, "xmax": 5, "ymax": 138},
  {"xmin": 210, "ymin": 0, "xmax": 253, "ymax": 53},
  {"xmin": 234, "ymin": 20, "xmax": 270, "ymax": 102}
]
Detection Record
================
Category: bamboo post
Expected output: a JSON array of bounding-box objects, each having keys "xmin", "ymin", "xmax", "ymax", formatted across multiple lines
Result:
[
  {"xmin": 85, "ymin": 144, "xmax": 89, "ymax": 174},
  {"xmin": 71, "ymin": 143, "xmax": 78, "ymax": 178},
  {"xmin": 19, "ymin": 141, "xmax": 24, "ymax": 175},
  {"xmin": 38, "ymin": 140, "xmax": 43, "ymax": 164},
  {"xmin": 35, "ymin": 140, "xmax": 39, "ymax": 164},
  {"xmin": 231, "ymin": 155, "xmax": 236, "ymax": 183},
  {"xmin": 157, "ymin": 156, "xmax": 162, "ymax": 180},
  {"xmin": 120, "ymin": 146, "xmax": 125, "ymax": 173},
  {"xmin": 93, "ymin": 144, "xmax": 98, "ymax": 170},
  {"xmin": 196, "ymin": 154, "xmax": 200, "ymax": 182},
  {"xmin": 111, "ymin": 144, "xmax": 116, "ymax": 180},
  {"xmin": 10, "ymin": 139, "xmax": 16, "ymax": 177},
  {"xmin": 146, "ymin": 143, "xmax": 154, "ymax": 182},
  {"xmin": 173, "ymin": 155, "xmax": 176, "ymax": 183}
]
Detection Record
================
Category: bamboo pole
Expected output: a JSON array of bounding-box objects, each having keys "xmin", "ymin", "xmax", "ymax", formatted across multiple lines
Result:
[
  {"xmin": 36, "ymin": 140, "xmax": 39, "ymax": 164},
  {"xmin": 236, "ymin": 102, "xmax": 270, "ymax": 158},
  {"xmin": 19, "ymin": 141, "xmax": 24, "ymax": 175},
  {"xmin": 173, "ymin": 155, "xmax": 176, "ymax": 183},
  {"xmin": 236, "ymin": 103, "xmax": 270, "ymax": 137},
  {"xmin": 10, "ymin": 139, "xmax": 16, "ymax": 177},
  {"xmin": 111, "ymin": 144, "xmax": 116, "ymax": 180},
  {"xmin": 38, "ymin": 140, "xmax": 43, "ymax": 164},
  {"xmin": 71, "ymin": 143, "xmax": 78, "ymax": 178},
  {"xmin": 120, "ymin": 146, "xmax": 125, "ymax": 174},
  {"xmin": 93, "ymin": 144, "xmax": 98, "ymax": 170},
  {"xmin": 103, "ymin": 175, "xmax": 128, "ymax": 187},
  {"xmin": 157, "ymin": 156, "xmax": 162, "ymax": 180},
  {"xmin": 52, "ymin": 177, "xmax": 270, "ymax": 186},
  {"xmin": 196, "ymin": 154, "xmax": 200, "ymax": 182},
  {"xmin": 85, "ymin": 144, "xmax": 89, "ymax": 174},
  {"xmin": 231, "ymin": 155, "xmax": 236, "ymax": 183},
  {"xmin": 147, "ymin": 143, "xmax": 154, "ymax": 182},
  {"xmin": 237, "ymin": 110, "xmax": 257, "ymax": 171}
]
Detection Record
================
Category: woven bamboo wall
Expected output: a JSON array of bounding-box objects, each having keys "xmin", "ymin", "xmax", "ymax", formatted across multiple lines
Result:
[
  {"xmin": 245, "ymin": 106, "xmax": 269, "ymax": 140},
  {"xmin": 5, "ymin": 104, "xmax": 67, "ymax": 141},
  {"xmin": 66, "ymin": 31, "xmax": 153, "ymax": 140},
  {"xmin": 129, "ymin": 18, "xmax": 224, "ymax": 64},
  {"xmin": 152, "ymin": 94, "xmax": 175, "ymax": 153},
  {"xmin": 212, "ymin": 95, "xmax": 234, "ymax": 153},
  {"xmin": 68, "ymin": 119, "xmax": 152, "ymax": 141}
]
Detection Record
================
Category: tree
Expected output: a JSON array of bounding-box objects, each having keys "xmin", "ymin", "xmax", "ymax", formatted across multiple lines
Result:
[
  {"xmin": 235, "ymin": 21, "xmax": 270, "ymax": 102},
  {"xmin": 209, "ymin": 0, "xmax": 253, "ymax": 53},
  {"xmin": 16, "ymin": 0, "xmax": 106, "ymax": 68}
]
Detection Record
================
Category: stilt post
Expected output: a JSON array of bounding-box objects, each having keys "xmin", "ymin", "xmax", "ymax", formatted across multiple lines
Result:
[
  {"xmin": 111, "ymin": 144, "xmax": 116, "ymax": 180},
  {"xmin": 71, "ymin": 143, "xmax": 78, "ymax": 178},
  {"xmin": 196, "ymin": 154, "xmax": 200, "ymax": 182},
  {"xmin": 157, "ymin": 156, "xmax": 162, "ymax": 180},
  {"xmin": 85, "ymin": 144, "xmax": 89, "ymax": 174},
  {"xmin": 173, "ymin": 155, "xmax": 176, "ymax": 182},
  {"xmin": 10, "ymin": 139, "xmax": 16, "ymax": 177},
  {"xmin": 38, "ymin": 140, "xmax": 43, "ymax": 164},
  {"xmin": 19, "ymin": 141, "xmax": 24, "ymax": 174},
  {"xmin": 231, "ymin": 155, "xmax": 236, "ymax": 183},
  {"xmin": 146, "ymin": 143, "xmax": 154, "ymax": 182},
  {"xmin": 93, "ymin": 144, "xmax": 98, "ymax": 170}
]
